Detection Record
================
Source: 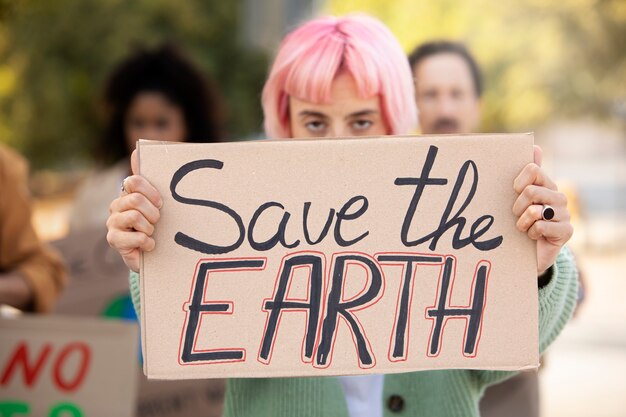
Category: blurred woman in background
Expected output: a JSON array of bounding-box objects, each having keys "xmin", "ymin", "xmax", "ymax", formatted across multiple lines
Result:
[
  {"xmin": 0, "ymin": 144, "xmax": 66, "ymax": 313},
  {"xmin": 70, "ymin": 44, "xmax": 224, "ymax": 231}
]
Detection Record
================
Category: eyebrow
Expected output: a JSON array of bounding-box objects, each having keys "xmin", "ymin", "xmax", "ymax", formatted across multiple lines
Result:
[
  {"xmin": 345, "ymin": 110, "xmax": 379, "ymax": 120},
  {"xmin": 297, "ymin": 109, "xmax": 380, "ymax": 120},
  {"xmin": 298, "ymin": 111, "xmax": 329, "ymax": 120}
]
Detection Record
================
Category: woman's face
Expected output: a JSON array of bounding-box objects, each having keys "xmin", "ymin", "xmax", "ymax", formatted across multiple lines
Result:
[
  {"xmin": 289, "ymin": 72, "xmax": 389, "ymax": 139},
  {"xmin": 124, "ymin": 91, "xmax": 188, "ymax": 152}
]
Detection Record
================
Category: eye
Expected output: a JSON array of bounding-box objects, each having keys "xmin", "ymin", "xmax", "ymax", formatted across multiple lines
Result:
[
  {"xmin": 451, "ymin": 89, "xmax": 465, "ymax": 99},
  {"xmin": 305, "ymin": 120, "xmax": 327, "ymax": 134},
  {"xmin": 422, "ymin": 90, "xmax": 437, "ymax": 100},
  {"xmin": 130, "ymin": 118, "xmax": 145, "ymax": 129},
  {"xmin": 351, "ymin": 119, "xmax": 373, "ymax": 131}
]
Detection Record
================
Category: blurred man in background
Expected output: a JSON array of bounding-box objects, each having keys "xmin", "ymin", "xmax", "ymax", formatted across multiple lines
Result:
[
  {"xmin": 409, "ymin": 41, "xmax": 482, "ymax": 135},
  {"xmin": 0, "ymin": 144, "xmax": 66, "ymax": 313},
  {"xmin": 409, "ymin": 40, "xmax": 539, "ymax": 417}
]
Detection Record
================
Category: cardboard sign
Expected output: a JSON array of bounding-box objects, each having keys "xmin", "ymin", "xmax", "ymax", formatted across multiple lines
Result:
[
  {"xmin": 0, "ymin": 315, "xmax": 137, "ymax": 416},
  {"xmin": 51, "ymin": 227, "xmax": 226, "ymax": 417},
  {"xmin": 52, "ymin": 226, "xmax": 133, "ymax": 316},
  {"xmin": 138, "ymin": 134, "xmax": 538, "ymax": 379}
]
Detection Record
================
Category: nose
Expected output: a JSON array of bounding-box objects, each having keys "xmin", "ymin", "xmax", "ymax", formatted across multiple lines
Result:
[
  {"xmin": 437, "ymin": 96, "xmax": 458, "ymax": 117},
  {"xmin": 327, "ymin": 125, "xmax": 350, "ymax": 138}
]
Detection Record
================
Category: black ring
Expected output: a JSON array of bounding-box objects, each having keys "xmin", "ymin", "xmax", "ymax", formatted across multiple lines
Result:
[{"xmin": 541, "ymin": 205, "xmax": 555, "ymax": 221}]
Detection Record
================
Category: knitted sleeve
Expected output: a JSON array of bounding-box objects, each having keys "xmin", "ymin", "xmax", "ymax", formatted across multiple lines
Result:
[
  {"xmin": 129, "ymin": 270, "xmax": 141, "ymax": 318},
  {"xmin": 472, "ymin": 245, "xmax": 579, "ymax": 388}
]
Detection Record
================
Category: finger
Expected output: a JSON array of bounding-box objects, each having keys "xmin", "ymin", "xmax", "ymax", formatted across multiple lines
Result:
[
  {"xmin": 131, "ymin": 149, "xmax": 139, "ymax": 175},
  {"xmin": 516, "ymin": 204, "xmax": 544, "ymax": 232},
  {"xmin": 527, "ymin": 220, "xmax": 574, "ymax": 243},
  {"xmin": 107, "ymin": 229, "xmax": 156, "ymax": 252},
  {"xmin": 110, "ymin": 193, "xmax": 161, "ymax": 224},
  {"xmin": 121, "ymin": 175, "xmax": 162, "ymax": 208},
  {"xmin": 107, "ymin": 210, "xmax": 155, "ymax": 236},
  {"xmin": 533, "ymin": 145, "xmax": 542, "ymax": 167},
  {"xmin": 120, "ymin": 251, "xmax": 140, "ymax": 273},
  {"xmin": 513, "ymin": 163, "xmax": 557, "ymax": 194},
  {"xmin": 513, "ymin": 185, "xmax": 565, "ymax": 217}
]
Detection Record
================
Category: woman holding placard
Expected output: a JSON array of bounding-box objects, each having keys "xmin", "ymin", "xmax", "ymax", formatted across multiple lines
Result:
[{"xmin": 106, "ymin": 14, "xmax": 577, "ymax": 417}]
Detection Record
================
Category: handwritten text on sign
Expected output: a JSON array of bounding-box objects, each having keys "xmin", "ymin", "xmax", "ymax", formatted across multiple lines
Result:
[{"xmin": 139, "ymin": 134, "xmax": 538, "ymax": 379}]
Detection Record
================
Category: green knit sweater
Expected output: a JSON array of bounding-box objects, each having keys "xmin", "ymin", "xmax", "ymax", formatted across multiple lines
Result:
[{"xmin": 129, "ymin": 246, "xmax": 578, "ymax": 417}]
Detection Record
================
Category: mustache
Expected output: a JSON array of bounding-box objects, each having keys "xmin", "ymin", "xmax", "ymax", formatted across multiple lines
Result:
[{"xmin": 433, "ymin": 118, "xmax": 459, "ymax": 131}]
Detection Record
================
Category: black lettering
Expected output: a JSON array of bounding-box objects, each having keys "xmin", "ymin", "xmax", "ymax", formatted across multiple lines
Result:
[
  {"xmin": 396, "ymin": 147, "xmax": 502, "ymax": 251},
  {"xmin": 334, "ymin": 196, "xmax": 369, "ymax": 247},
  {"xmin": 259, "ymin": 254, "xmax": 324, "ymax": 363},
  {"xmin": 316, "ymin": 254, "xmax": 382, "ymax": 367},
  {"xmin": 170, "ymin": 160, "xmax": 245, "ymax": 254},
  {"xmin": 303, "ymin": 202, "xmax": 335, "ymax": 245},
  {"xmin": 412, "ymin": 161, "xmax": 502, "ymax": 251},
  {"xmin": 470, "ymin": 215, "xmax": 502, "ymax": 250},
  {"xmin": 181, "ymin": 259, "xmax": 265, "ymax": 363},
  {"xmin": 376, "ymin": 254, "xmax": 443, "ymax": 360},
  {"xmin": 426, "ymin": 257, "xmax": 489, "ymax": 356},
  {"xmin": 248, "ymin": 202, "xmax": 300, "ymax": 251},
  {"xmin": 396, "ymin": 146, "xmax": 448, "ymax": 247}
]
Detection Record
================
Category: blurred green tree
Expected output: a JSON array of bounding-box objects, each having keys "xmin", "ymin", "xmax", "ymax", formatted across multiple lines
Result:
[{"xmin": 0, "ymin": 0, "xmax": 268, "ymax": 169}]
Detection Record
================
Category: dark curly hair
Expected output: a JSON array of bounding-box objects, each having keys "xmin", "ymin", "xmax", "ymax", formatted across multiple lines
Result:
[{"xmin": 99, "ymin": 44, "xmax": 224, "ymax": 164}]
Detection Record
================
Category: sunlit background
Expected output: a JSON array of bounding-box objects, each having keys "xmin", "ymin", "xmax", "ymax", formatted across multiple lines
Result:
[{"xmin": 0, "ymin": 0, "xmax": 624, "ymax": 416}]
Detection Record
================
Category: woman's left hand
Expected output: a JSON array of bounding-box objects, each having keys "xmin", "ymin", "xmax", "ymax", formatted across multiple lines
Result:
[{"xmin": 513, "ymin": 145, "xmax": 573, "ymax": 276}]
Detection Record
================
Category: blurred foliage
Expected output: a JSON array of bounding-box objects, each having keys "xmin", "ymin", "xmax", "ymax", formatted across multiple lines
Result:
[
  {"xmin": 0, "ymin": 0, "xmax": 268, "ymax": 169},
  {"xmin": 326, "ymin": 0, "xmax": 626, "ymax": 133},
  {"xmin": 1, "ymin": 0, "xmax": 624, "ymax": 168}
]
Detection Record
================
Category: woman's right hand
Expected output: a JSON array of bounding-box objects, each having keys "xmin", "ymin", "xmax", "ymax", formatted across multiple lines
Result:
[{"xmin": 106, "ymin": 150, "xmax": 163, "ymax": 272}]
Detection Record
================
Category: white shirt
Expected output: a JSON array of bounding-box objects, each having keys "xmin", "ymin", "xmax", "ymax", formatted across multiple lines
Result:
[{"xmin": 338, "ymin": 374, "xmax": 384, "ymax": 417}]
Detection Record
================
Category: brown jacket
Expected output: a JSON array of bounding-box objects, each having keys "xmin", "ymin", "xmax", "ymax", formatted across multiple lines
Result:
[{"xmin": 0, "ymin": 144, "xmax": 66, "ymax": 312}]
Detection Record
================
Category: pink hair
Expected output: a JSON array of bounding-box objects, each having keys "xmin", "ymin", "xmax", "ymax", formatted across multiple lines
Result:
[{"xmin": 262, "ymin": 14, "xmax": 417, "ymax": 138}]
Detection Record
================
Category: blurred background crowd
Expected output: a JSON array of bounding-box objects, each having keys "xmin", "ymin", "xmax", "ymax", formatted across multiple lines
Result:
[{"xmin": 0, "ymin": 0, "xmax": 624, "ymax": 416}]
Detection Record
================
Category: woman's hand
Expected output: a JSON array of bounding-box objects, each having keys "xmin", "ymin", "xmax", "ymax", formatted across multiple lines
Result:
[
  {"xmin": 513, "ymin": 146, "xmax": 573, "ymax": 276},
  {"xmin": 106, "ymin": 150, "xmax": 162, "ymax": 272}
]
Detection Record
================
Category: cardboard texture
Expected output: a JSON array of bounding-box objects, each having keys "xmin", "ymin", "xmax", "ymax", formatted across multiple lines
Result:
[
  {"xmin": 139, "ymin": 134, "xmax": 538, "ymax": 380},
  {"xmin": 0, "ymin": 315, "xmax": 138, "ymax": 416},
  {"xmin": 51, "ymin": 227, "xmax": 226, "ymax": 416}
]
